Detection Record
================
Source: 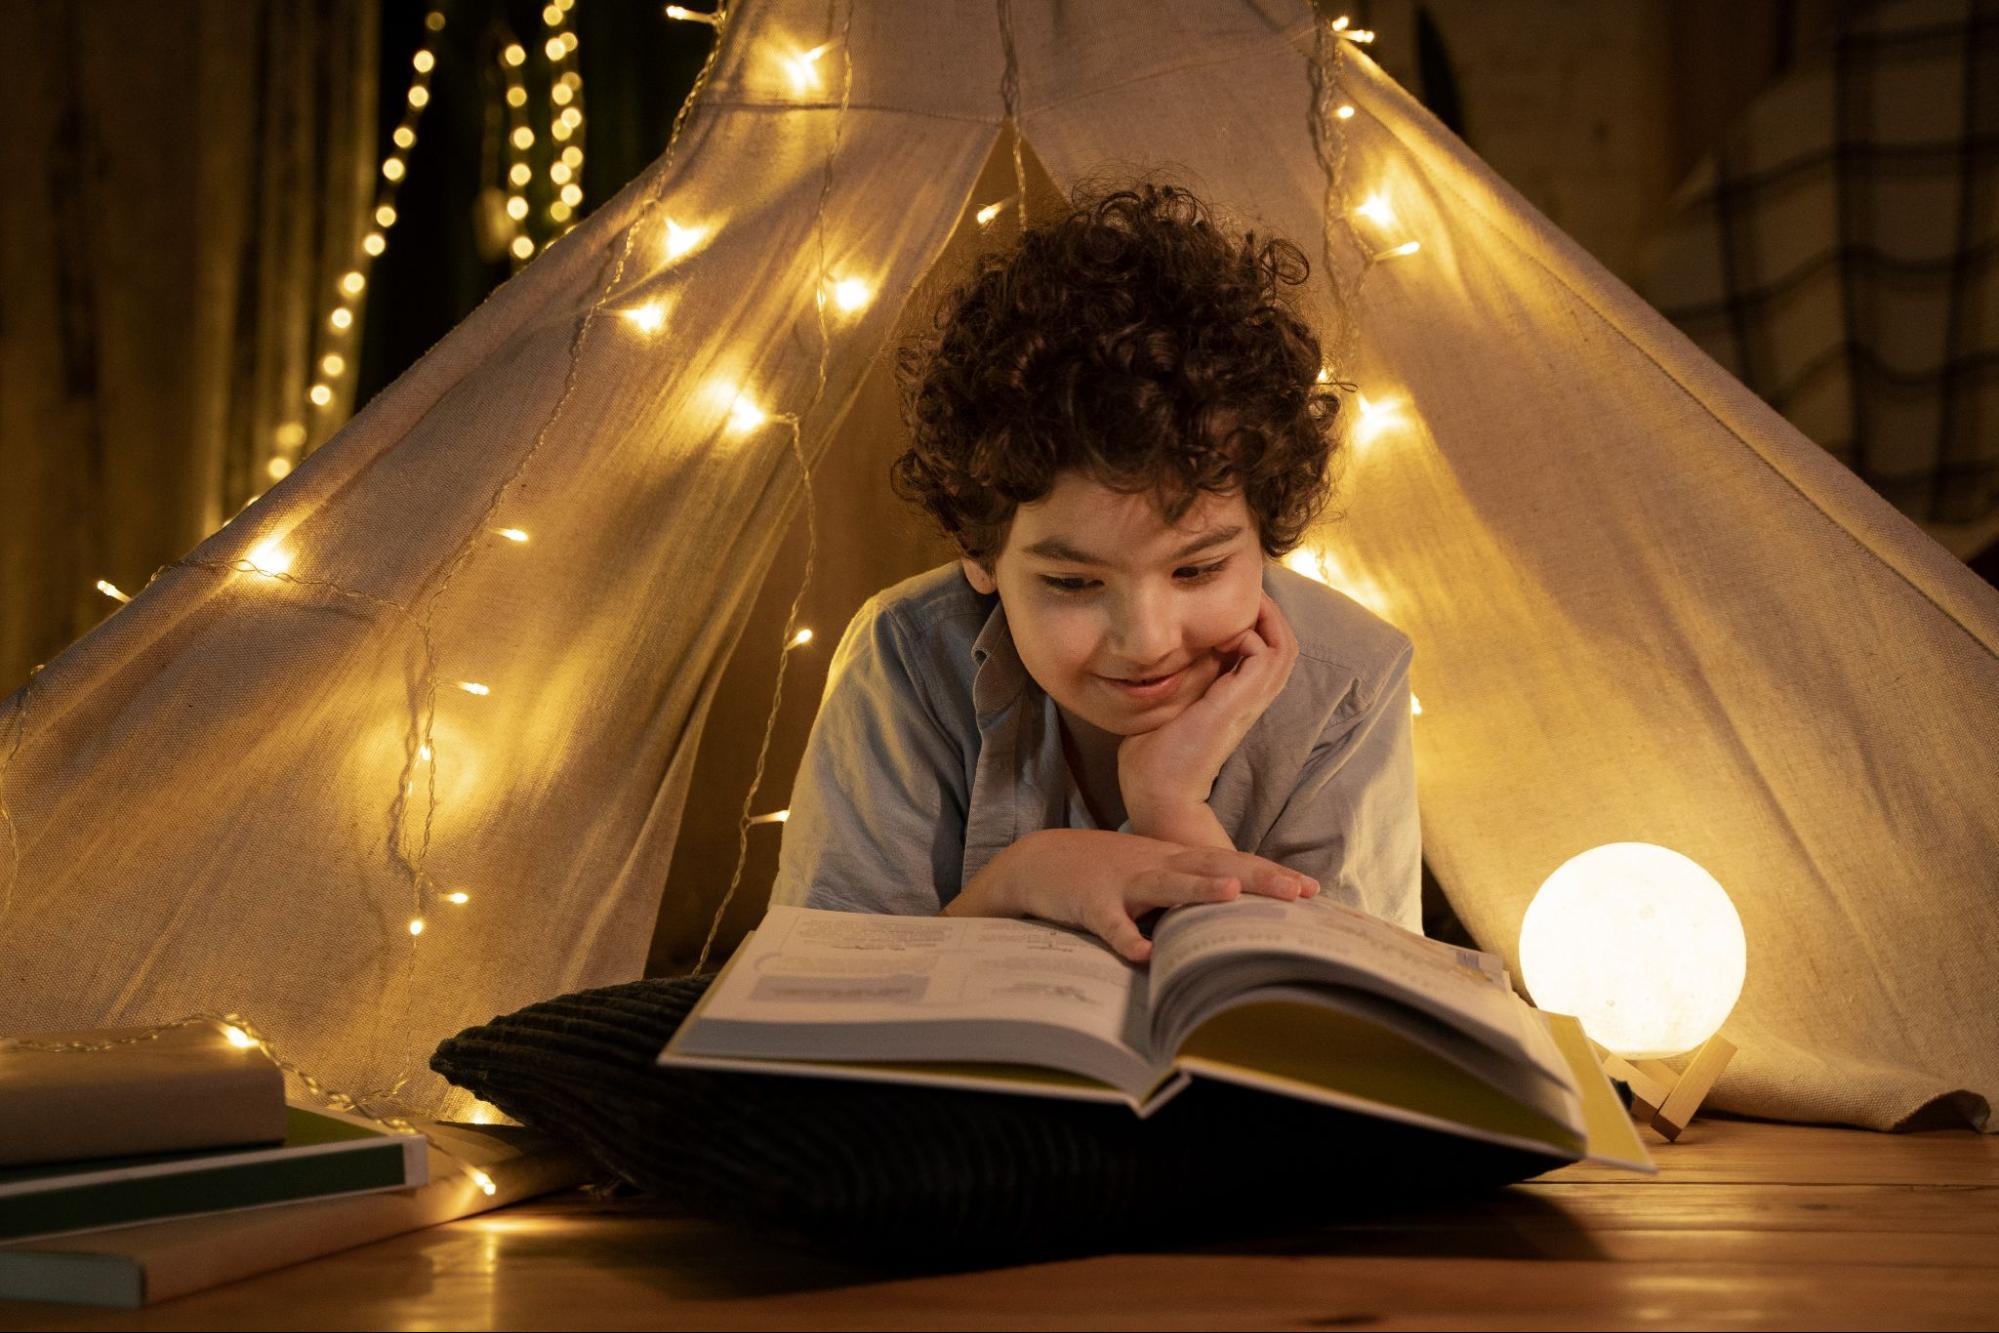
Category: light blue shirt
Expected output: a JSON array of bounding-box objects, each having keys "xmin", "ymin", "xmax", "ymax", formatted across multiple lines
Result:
[{"xmin": 770, "ymin": 560, "xmax": 1423, "ymax": 933}]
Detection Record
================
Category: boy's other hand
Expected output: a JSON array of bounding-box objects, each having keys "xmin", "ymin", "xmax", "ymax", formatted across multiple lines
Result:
[
  {"xmin": 1117, "ymin": 589, "xmax": 1299, "ymax": 824},
  {"xmin": 946, "ymin": 827, "xmax": 1318, "ymax": 963}
]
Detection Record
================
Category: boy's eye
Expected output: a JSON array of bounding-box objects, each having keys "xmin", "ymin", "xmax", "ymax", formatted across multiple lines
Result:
[{"xmin": 1038, "ymin": 560, "xmax": 1229, "ymax": 594}]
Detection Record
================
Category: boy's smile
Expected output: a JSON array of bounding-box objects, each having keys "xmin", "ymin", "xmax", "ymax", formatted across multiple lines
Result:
[{"xmin": 960, "ymin": 471, "xmax": 1265, "ymax": 738}]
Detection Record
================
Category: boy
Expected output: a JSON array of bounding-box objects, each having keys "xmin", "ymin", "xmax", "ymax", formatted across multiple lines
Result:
[{"xmin": 770, "ymin": 183, "xmax": 1420, "ymax": 961}]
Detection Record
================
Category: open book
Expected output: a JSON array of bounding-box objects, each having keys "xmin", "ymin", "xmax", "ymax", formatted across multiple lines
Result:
[{"xmin": 659, "ymin": 900, "xmax": 1655, "ymax": 1174}]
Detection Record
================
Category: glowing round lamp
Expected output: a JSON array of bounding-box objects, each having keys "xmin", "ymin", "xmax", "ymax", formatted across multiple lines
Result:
[{"xmin": 1519, "ymin": 843, "xmax": 1745, "ymax": 1060}]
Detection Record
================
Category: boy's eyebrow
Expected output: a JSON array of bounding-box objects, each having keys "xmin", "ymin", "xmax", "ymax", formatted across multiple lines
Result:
[{"xmin": 1022, "ymin": 524, "xmax": 1244, "ymax": 566}]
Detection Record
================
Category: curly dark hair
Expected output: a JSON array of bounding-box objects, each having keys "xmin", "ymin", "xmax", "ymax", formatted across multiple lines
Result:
[{"xmin": 890, "ymin": 180, "xmax": 1343, "ymax": 569}]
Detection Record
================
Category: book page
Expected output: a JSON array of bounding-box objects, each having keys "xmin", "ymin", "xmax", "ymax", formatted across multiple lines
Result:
[
  {"xmin": 692, "ymin": 906, "xmax": 1151, "ymax": 1057},
  {"xmin": 1148, "ymin": 896, "xmax": 1570, "ymax": 1087}
]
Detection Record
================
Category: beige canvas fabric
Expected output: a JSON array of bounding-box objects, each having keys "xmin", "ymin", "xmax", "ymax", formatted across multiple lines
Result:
[{"xmin": 1, "ymin": 0, "xmax": 1992, "ymax": 1132}]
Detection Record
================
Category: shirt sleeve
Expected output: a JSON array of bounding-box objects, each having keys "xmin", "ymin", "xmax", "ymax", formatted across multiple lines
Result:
[
  {"xmin": 768, "ymin": 596, "xmax": 971, "ymax": 915},
  {"xmin": 1254, "ymin": 641, "xmax": 1423, "ymax": 934}
]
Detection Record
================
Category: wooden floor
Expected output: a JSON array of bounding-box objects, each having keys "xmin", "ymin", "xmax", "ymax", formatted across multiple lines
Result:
[{"xmin": 6, "ymin": 1114, "xmax": 1996, "ymax": 1330}]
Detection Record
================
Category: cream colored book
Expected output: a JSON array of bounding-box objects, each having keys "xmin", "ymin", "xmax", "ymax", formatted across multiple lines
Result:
[{"xmin": 660, "ymin": 902, "xmax": 1655, "ymax": 1175}]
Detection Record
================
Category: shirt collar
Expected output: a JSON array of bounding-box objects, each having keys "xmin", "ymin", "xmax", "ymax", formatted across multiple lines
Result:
[{"xmin": 969, "ymin": 595, "xmax": 1029, "ymax": 717}]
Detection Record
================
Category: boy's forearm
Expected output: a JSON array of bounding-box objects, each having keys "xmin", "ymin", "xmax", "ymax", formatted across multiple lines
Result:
[{"xmin": 1125, "ymin": 798, "xmax": 1236, "ymax": 852}]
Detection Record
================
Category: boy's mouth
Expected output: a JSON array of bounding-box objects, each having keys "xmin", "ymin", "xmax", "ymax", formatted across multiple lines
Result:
[{"xmin": 1099, "ymin": 665, "xmax": 1187, "ymax": 697}]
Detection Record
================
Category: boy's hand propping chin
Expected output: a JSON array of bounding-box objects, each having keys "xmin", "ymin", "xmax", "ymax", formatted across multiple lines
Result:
[
  {"xmin": 1116, "ymin": 589, "xmax": 1300, "ymax": 826},
  {"xmin": 946, "ymin": 827, "xmax": 1319, "ymax": 963}
]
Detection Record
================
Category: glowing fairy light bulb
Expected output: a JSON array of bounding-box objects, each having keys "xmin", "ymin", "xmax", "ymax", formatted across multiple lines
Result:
[
  {"xmin": 664, "ymin": 218, "xmax": 707, "ymax": 260},
  {"xmin": 506, "ymin": 195, "xmax": 529, "ymax": 221},
  {"xmin": 266, "ymin": 458, "xmax": 292, "ymax": 480},
  {"xmin": 458, "ymin": 681, "xmax": 491, "ymax": 696},
  {"xmin": 511, "ymin": 126, "xmax": 535, "ymax": 150},
  {"xmin": 1280, "ymin": 547, "xmax": 1325, "ymax": 582},
  {"xmin": 497, "ymin": 528, "xmax": 529, "ymax": 543},
  {"xmin": 1519, "ymin": 843, "xmax": 1746, "ymax": 1060},
  {"xmin": 309, "ymin": 384, "xmax": 333, "ymax": 407},
  {"xmin": 340, "ymin": 271, "xmax": 366, "ymax": 296},
  {"xmin": 664, "ymin": 4, "xmax": 721, "ymax": 24},
  {"xmin": 363, "ymin": 232, "xmax": 387, "ymax": 256},
  {"xmin": 781, "ymin": 43, "xmax": 830, "ymax": 93},
  {"xmin": 727, "ymin": 395, "xmax": 767, "ymax": 433},
  {"xmin": 1331, "ymin": 14, "xmax": 1350, "ymax": 30},
  {"xmin": 510, "ymin": 236, "xmax": 535, "ymax": 260},
  {"xmin": 621, "ymin": 303, "xmax": 666, "ymax": 335},
  {"xmin": 409, "ymin": 918, "xmax": 426, "ymax": 936},
  {"xmin": 503, "ymin": 42, "xmax": 526, "ymax": 66},
  {"xmin": 1374, "ymin": 239, "xmax": 1421, "ymax": 261},
  {"xmin": 1354, "ymin": 193, "xmax": 1394, "ymax": 227},
  {"xmin": 446, "ymin": 891, "xmax": 470, "ymax": 904},
  {"xmin": 383, "ymin": 158, "xmax": 406, "ymax": 182},
  {"xmin": 330, "ymin": 307, "xmax": 354, "ymax": 330},
  {"xmin": 376, "ymin": 204, "xmax": 399, "ymax": 228},
  {"xmin": 219, "ymin": 1023, "xmax": 258, "ymax": 1050},
  {"xmin": 470, "ymin": 1168, "xmax": 498, "ymax": 1196},
  {"xmin": 95, "ymin": 579, "xmax": 131, "ymax": 603},
  {"xmin": 419, "ymin": 744, "xmax": 433, "ymax": 760},
  {"xmin": 749, "ymin": 809, "xmax": 791, "ymax": 826},
  {"xmin": 976, "ymin": 198, "xmax": 1010, "ymax": 227},
  {"xmin": 1336, "ymin": 105, "xmax": 1356, "ymax": 120},
  {"xmin": 322, "ymin": 354, "xmax": 346, "ymax": 377},
  {"xmin": 393, "ymin": 126, "xmax": 416, "ymax": 150},
  {"xmin": 786, "ymin": 628, "xmax": 814, "ymax": 649},
  {"xmin": 408, "ymin": 85, "xmax": 430, "ymax": 109},
  {"xmin": 1353, "ymin": 393, "xmax": 1403, "ymax": 447},
  {"xmin": 830, "ymin": 277, "xmax": 871, "ymax": 313},
  {"xmin": 245, "ymin": 541, "xmax": 292, "ymax": 576},
  {"xmin": 1411, "ymin": 694, "xmax": 1423, "ymax": 716},
  {"xmin": 1315, "ymin": 367, "xmax": 1332, "ymax": 384},
  {"xmin": 413, "ymin": 49, "xmax": 436, "ymax": 73}
]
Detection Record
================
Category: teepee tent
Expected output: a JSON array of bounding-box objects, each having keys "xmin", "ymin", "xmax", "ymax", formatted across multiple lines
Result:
[{"xmin": 2, "ymin": 0, "xmax": 1993, "ymax": 1136}]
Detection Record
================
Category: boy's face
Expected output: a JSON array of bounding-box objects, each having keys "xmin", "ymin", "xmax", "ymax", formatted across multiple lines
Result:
[{"xmin": 962, "ymin": 471, "xmax": 1265, "ymax": 737}]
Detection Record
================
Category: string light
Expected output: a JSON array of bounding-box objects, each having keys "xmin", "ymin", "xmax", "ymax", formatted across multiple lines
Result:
[
  {"xmin": 1371, "ymin": 239, "xmax": 1421, "ymax": 262},
  {"xmin": 1411, "ymin": 695, "xmax": 1424, "ymax": 716},
  {"xmin": 501, "ymin": 43, "xmax": 535, "ymax": 271},
  {"xmin": 785, "ymin": 628, "xmax": 814, "ymax": 649},
  {"xmin": 457, "ymin": 681, "xmax": 491, "ymax": 697},
  {"xmin": 95, "ymin": 579, "xmax": 131, "ymax": 604},
  {"xmin": 1336, "ymin": 104, "xmax": 1356, "ymax": 120},
  {"xmin": 748, "ymin": 809, "xmax": 791, "ymax": 826},
  {"xmin": 1353, "ymin": 393, "xmax": 1404, "ymax": 447},
  {"xmin": 244, "ymin": 541, "xmax": 293, "ymax": 577},
  {"xmin": 828, "ymin": 277, "xmax": 872, "ymax": 313},
  {"xmin": 220, "ymin": 1023, "xmax": 258, "ymax": 1050},
  {"xmin": 621, "ymin": 303, "xmax": 667, "ymax": 334},
  {"xmin": 266, "ymin": 458, "xmax": 293, "ymax": 480},
  {"xmin": 446, "ymin": 891, "xmax": 470, "ymax": 904},
  {"xmin": 470, "ymin": 1168, "xmax": 498, "ymax": 1196},
  {"xmin": 540, "ymin": 2, "xmax": 585, "ymax": 243},
  {"xmin": 496, "ymin": 528, "xmax": 530, "ymax": 543},
  {"xmin": 663, "ymin": 5, "xmax": 722, "ymax": 26},
  {"xmin": 409, "ymin": 918, "xmax": 426, "ymax": 936},
  {"xmin": 1354, "ymin": 193, "xmax": 1394, "ymax": 227},
  {"xmin": 781, "ymin": 43, "xmax": 832, "ymax": 94},
  {"xmin": 976, "ymin": 197, "xmax": 1013, "ymax": 228},
  {"xmin": 664, "ymin": 218, "xmax": 708, "ymax": 261}
]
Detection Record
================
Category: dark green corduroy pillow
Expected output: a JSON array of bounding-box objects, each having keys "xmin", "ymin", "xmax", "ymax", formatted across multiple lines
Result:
[{"xmin": 430, "ymin": 975, "xmax": 1561, "ymax": 1266}]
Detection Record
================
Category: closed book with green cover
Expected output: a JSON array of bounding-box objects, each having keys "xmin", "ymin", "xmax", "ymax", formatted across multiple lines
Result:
[{"xmin": 0, "ymin": 1106, "xmax": 428, "ymax": 1245}]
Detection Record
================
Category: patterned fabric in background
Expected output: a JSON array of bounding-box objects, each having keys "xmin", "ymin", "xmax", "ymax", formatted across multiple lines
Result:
[{"xmin": 1641, "ymin": 0, "xmax": 1999, "ymax": 546}]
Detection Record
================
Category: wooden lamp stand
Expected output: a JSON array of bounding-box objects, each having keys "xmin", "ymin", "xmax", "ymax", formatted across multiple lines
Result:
[{"xmin": 1594, "ymin": 1036, "xmax": 1736, "ymax": 1141}]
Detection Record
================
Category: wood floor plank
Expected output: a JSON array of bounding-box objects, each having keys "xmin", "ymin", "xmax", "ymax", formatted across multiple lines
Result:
[{"xmin": 3, "ymin": 1120, "xmax": 1994, "ymax": 1330}]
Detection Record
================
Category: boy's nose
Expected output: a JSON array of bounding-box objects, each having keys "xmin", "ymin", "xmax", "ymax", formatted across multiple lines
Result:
[{"xmin": 1104, "ymin": 591, "xmax": 1180, "ymax": 670}]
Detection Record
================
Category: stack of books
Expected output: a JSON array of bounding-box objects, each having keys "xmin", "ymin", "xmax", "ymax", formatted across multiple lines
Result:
[{"xmin": 0, "ymin": 1020, "xmax": 582, "ymax": 1308}]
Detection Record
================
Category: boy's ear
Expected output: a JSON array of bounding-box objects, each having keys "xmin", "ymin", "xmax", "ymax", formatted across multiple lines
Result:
[{"xmin": 959, "ymin": 556, "xmax": 998, "ymax": 595}]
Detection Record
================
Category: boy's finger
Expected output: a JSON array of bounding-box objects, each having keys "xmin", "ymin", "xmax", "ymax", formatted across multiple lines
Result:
[
  {"xmin": 1132, "ymin": 873, "xmax": 1238, "ymax": 909},
  {"xmin": 1096, "ymin": 913, "xmax": 1152, "ymax": 962}
]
